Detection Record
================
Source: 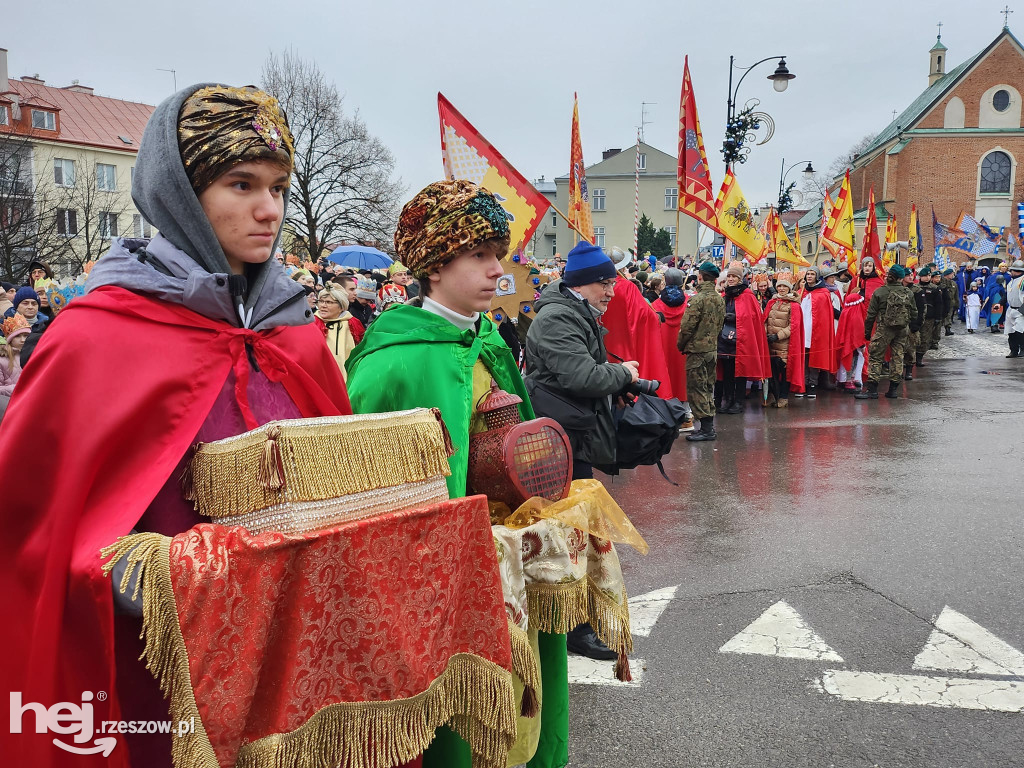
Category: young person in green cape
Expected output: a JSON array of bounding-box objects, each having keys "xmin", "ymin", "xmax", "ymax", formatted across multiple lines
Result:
[{"xmin": 345, "ymin": 179, "xmax": 569, "ymax": 768}]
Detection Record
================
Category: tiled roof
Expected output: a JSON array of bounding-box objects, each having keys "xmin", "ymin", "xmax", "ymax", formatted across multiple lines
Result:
[
  {"xmin": 855, "ymin": 28, "xmax": 1023, "ymax": 163},
  {"xmin": 0, "ymin": 79, "xmax": 153, "ymax": 152}
]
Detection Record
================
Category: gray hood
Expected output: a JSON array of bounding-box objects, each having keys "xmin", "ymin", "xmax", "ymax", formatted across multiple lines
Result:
[{"xmin": 89, "ymin": 82, "xmax": 308, "ymax": 331}]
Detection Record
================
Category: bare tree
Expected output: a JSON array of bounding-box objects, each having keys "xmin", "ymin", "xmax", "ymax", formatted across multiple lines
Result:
[
  {"xmin": 261, "ymin": 50, "xmax": 404, "ymax": 262},
  {"xmin": 798, "ymin": 133, "xmax": 879, "ymax": 210}
]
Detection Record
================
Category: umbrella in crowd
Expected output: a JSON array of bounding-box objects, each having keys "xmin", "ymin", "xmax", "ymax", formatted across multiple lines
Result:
[{"xmin": 327, "ymin": 245, "xmax": 394, "ymax": 271}]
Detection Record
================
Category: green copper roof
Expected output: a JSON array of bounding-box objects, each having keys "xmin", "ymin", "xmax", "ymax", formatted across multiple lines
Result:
[
  {"xmin": 855, "ymin": 28, "xmax": 1022, "ymax": 163},
  {"xmin": 930, "ymin": 36, "xmax": 948, "ymax": 52}
]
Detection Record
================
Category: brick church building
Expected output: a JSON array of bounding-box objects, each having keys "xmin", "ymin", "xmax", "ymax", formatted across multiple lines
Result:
[{"xmin": 817, "ymin": 25, "xmax": 1024, "ymax": 267}]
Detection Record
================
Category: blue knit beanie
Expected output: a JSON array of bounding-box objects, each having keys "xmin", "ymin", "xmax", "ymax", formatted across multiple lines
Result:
[
  {"xmin": 562, "ymin": 241, "xmax": 616, "ymax": 287},
  {"xmin": 13, "ymin": 286, "xmax": 38, "ymax": 309}
]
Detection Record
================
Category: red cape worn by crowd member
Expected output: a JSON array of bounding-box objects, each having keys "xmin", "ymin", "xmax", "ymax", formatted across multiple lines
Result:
[
  {"xmin": 729, "ymin": 290, "xmax": 772, "ymax": 379},
  {"xmin": 803, "ymin": 287, "xmax": 839, "ymax": 373},
  {"xmin": 765, "ymin": 297, "xmax": 806, "ymax": 393},
  {"xmin": 650, "ymin": 293, "xmax": 688, "ymax": 400},
  {"xmin": 835, "ymin": 276, "xmax": 882, "ymax": 373},
  {"xmin": 602, "ymin": 276, "xmax": 675, "ymax": 398},
  {"xmin": 0, "ymin": 285, "xmax": 351, "ymax": 768}
]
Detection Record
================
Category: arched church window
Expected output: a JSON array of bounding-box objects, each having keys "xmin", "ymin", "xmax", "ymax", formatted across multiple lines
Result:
[
  {"xmin": 937, "ymin": 56, "xmax": 942, "ymax": 70},
  {"xmin": 980, "ymin": 151, "xmax": 1011, "ymax": 194},
  {"xmin": 994, "ymin": 89, "xmax": 1010, "ymax": 112}
]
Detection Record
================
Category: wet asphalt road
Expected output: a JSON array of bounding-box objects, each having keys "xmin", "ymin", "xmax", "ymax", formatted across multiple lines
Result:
[{"xmin": 569, "ymin": 329, "xmax": 1024, "ymax": 768}]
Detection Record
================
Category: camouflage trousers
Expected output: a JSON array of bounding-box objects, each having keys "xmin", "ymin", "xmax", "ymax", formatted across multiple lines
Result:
[
  {"xmin": 868, "ymin": 325, "xmax": 908, "ymax": 383},
  {"xmin": 686, "ymin": 350, "xmax": 717, "ymax": 419},
  {"xmin": 904, "ymin": 329, "xmax": 920, "ymax": 366},
  {"xmin": 931, "ymin": 317, "xmax": 943, "ymax": 347},
  {"xmin": 919, "ymin": 320, "xmax": 937, "ymax": 353}
]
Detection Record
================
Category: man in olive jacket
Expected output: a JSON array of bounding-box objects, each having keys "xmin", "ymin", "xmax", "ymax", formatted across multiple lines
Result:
[
  {"xmin": 677, "ymin": 262, "xmax": 726, "ymax": 442},
  {"xmin": 526, "ymin": 241, "xmax": 639, "ymax": 477}
]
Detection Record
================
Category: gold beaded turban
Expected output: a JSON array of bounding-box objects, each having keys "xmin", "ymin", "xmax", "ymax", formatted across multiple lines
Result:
[
  {"xmin": 394, "ymin": 179, "xmax": 511, "ymax": 279},
  {"xmin": 178, "ymin": 85, "xmax": 294, "ymax": 193}
]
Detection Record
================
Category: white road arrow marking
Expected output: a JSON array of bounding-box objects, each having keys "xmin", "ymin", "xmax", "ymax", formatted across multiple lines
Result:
[
  {"xmin": 719, "ymin": 600, "xmax": 843, "ymax": 661},
  {"xmin": 567, "ymin": 656, "xmax": 644, "ymax": 687},
  {"xmin": 628, "ymin": 585, "xmax": 679, "ymax": 638},
  {"xmin": 817, "ymin": 670, "xmax": 1024, "ymax": 713},
  {"xmin": 913, "ymin": 606, "xmax": 1024, "ymax": 676}
]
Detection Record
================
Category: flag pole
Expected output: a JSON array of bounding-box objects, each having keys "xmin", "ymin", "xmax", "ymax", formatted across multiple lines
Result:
[
  {"xmin": 634, "ymin": 129, "xmax": 641, "ymax": 257},
  {"xmin": 550, "ymin": 203, "xmax": 589, "ymax": 244}
]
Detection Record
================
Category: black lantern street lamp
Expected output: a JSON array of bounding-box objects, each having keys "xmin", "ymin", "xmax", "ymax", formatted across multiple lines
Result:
[
  {"xmin": 777, "ymin": 159, "xmax": 814, "ymax": 214},
  {"xmin": 722, "ymin": 56, "xmax": 795, "ymax": 169}
]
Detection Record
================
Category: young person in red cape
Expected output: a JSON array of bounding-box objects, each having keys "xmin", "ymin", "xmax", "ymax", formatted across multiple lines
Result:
[
  {"xmin": 835, "ymin": 258, "xmax": 885, "ymax": 392},
  {"xmin": 716, "ymin": 263, "xmax": 771, "ymax": 414},
  {"xmin": 763, "ymin": 274, "xmax": 805, "ymax": 407},
  {"xmin": 798, "ymin": 266, "xmax": 840, "ymax": 398},
  {"xmin": 601, "ymin": 246, "xmax": 675, "ymax": 399},
  {"xmin": 344, "ymin": 180, "xmax": 565, "ymax": 768},
  {"xmin": 650, "ymin": 268, "xmax": 694, "ymax": 429},
  {"xmin": 0, "ymin": 85, "xmax": 351, "ymax": 768}
]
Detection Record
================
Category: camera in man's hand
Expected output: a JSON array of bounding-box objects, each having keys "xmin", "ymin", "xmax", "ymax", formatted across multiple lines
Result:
[{"xmin": 621, "ymin": 378, "xmax": 661, "ymax": 403}]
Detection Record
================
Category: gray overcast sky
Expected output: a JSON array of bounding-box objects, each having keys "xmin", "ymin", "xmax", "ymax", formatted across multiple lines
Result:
[{"xmin": 6, "ymin": 0, "xmax": 1016, "ymax": 222}]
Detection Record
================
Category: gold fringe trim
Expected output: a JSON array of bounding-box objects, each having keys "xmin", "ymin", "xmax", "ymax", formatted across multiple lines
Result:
[
  {"xmin": 101, "ymin": 533, "xmax": 220, "ymax": 768},
  {"xmin": 526, "ymin": 576, "xmax": 632, "ymax": 657},
  {"xmin": 186, "ymin": 410, "xmax": 453, "ymax": 518},
  {"xmin": 101, "ymin": 534, "xmax": 519, "ymax": 768},
  {"xmin": 507, "ymin": 622, "xmax": 540, "ymax": 718}
]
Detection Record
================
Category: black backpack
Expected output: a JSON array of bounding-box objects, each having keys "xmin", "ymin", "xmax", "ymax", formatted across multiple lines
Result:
[{"xmin": 594, "ymin": 394, "xmax": 688, "ymax": 483}]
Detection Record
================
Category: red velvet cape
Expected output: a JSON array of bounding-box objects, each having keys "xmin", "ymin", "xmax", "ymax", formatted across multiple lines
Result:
[
  {"xmin": 765, "ymin": 297, "xmax": 806, "ymax": 393},
  {"xmin": 650, "ymin": 296, "xmax": 687, "ymax": 401},
  {"xmin": 835, "ymin": 292, "xmax": 867, "ymax": 372},
  {"xmin": 730, "ymin": 290, "xmax": 772, "ymax": 379},
  {"xmin": 602, "ymin": 276, "xmax": 675, "ymax": 399},
  {"xmin": 0, "ymin": 286, "xmax": 351, "ymax": 767},
  {"xmin": 804, "ymin": 287, "xmax": 838, "ymax": 373}
]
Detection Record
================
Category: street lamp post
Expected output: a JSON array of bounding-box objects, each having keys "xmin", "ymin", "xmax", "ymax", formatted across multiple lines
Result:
[
  {"xmin": 777, "ymin": 159, "xmax": 815, "ymax": 213},
  {"xmin": 722, "ymin": 56, "xmax": 794, "ymax": 169}
]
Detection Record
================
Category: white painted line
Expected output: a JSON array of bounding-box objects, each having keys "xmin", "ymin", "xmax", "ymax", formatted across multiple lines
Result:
[
  {"xmin": 628, "ymin": 585, "xmax": 679, "ymax": 638},
  {"xmin": 913, "ymin": 607, "xmax": 1024, "ymax": 676},
  {"xmin": 567, "ymin": 655, "xmax": 644, "ymax": 687},
  {"xmin": 818, "ymin": 670, "xmax": 1024, "ymax": 713},
  {"xmin": 719, "ymin": 600, "xmax": 843, "ymax": 661}
]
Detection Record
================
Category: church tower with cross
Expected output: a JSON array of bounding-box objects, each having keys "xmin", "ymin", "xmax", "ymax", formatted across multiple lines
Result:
[{"xmin": 798, "ymin": 20, "xmax": 1024, "ymax": 268}]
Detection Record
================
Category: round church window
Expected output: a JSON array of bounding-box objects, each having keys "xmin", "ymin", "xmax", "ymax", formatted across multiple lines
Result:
[
  {"xmin": 980, "ymin": 151, "xmax": 1011, "ymax": 194},
  {"xmin": 993, "ymin": 89, "xmax": 1010, "ymax": 112}
]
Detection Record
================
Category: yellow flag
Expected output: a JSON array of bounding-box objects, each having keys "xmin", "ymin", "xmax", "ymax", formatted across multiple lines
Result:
[
  {"xmin": 821, "ymin": 171, "xmax": 855, "ymax": 250},
  {"xmin": 907, "ymin": 203, "xmax": 920, "ymax": 270},
  {"xmin": 882, "ymin": 215, "xmax": 897, "ymax": 271},
  {"xmin": 713, "ymin": 169, "xmax": 767, "ymax": 260},
  {"xmin": 773, "ymin": 212, "xmax": 809, "ymax": 266}
]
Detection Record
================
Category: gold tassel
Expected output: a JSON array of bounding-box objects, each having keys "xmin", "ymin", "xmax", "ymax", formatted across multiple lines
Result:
[
  {"xmin": 507, "ymin": 622, "xmax": 540, "ymax": 718},
  {"xmin": 258, "ymin": 425, "xmax": 284, "ymax": 491},
  {"xmin": 431, "ymin": 407, "xmax": 456, "ymax": 457},
  {"xmin": 614, "ymin": 652, "xmax": 632, "ymax": 683},
  {"xmin": 178, "ymin": 443, "xmax": 202, "ymax": 503}
]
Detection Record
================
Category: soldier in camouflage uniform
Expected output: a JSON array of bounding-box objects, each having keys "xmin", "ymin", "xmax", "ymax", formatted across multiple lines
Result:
[
  {"xmin": 903, "ymin": 273, "xmax": 925, "ymax": 379},
  {"xmin": 940, "ymin": 268, "xmax": 959, "ymax": 335},
  {"xmin": 857, "ymin": 265, "xmax": 914, "ymax": 400},
  {"xmin": 678, "ymin": 262, "xmax": 726, "ymax": 441},
  {"xmin": 929, "ymin": 271, "xmax": 949, "ymax": 348},
  {"xmin": 916, "ymin": 266, "xmax": 940, "ymax": 364}
]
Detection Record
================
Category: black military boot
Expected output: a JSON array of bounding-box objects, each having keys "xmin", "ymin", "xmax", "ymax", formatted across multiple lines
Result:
[
  {"xmin": 904, "ymin": 366, "xmax": 914, "ymax": 381},
  {"xmin": 855, "ymin": 381, "xmax": 879, "ymax": 400},
  {"xmin": 885, "ymin": 380, "xmax": 900, "ymax": 399},
  {"xmin": 686, "ymin": 417, "xmax": 717, "ymax": 442},
  {"xmin": 915, "ymin": 352, "xmax": 925, "ymax": 367},
  {"xmin": 945, "ymin": 325, "xmax": 953, "ymax": 336}
]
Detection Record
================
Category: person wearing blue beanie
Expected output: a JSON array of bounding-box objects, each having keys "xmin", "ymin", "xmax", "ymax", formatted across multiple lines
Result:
[
  {"xmin": 562, "ymin": 241, "xmax": 618, "ymax": 287},
  {"xmin": 5, "ymin": 286, "xmax": 44, "ymax": 324}
]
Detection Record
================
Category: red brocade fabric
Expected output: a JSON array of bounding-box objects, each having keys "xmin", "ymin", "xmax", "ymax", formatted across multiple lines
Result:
[{"xmin": 163, "ymin": 496, "xmax": 512, "ymax": 766}]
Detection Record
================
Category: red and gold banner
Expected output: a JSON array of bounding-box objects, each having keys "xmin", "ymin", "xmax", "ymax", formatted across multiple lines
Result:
[
  {"xmin": 677, "ymin": 57, "xmax": 719, "ymax": 230},
  {"xmin": 822, "ymin": 171, "xmax": 855, "ymax": 250},
  {"xmin": 439, "ymin": 93, "xmax": 551, "ymax": 252},
  {"xmin": 714, "ymin": 168, "xmax": 767, "ymax": 260},
  {"xmin": 859, "ymin": 185, "xmax": 884, "ymax": 278},
  {"xmin": 568, "ymin": 94, "xmax": 594, "ymax": 243}
]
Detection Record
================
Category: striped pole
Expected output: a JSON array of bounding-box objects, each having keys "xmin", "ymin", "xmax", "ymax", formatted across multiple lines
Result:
[
  {"xmin": 1018, "ymin": 202, "xmax": 1023, "ymax": 243},
  {"xmin": 634, "ymin": 129, "xmax": 641, "ymax": 256}
]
